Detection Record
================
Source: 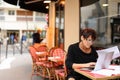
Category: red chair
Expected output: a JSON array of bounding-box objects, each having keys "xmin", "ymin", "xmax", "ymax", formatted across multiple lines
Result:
[
  {"xmin": 54, "ymin": 52, "xmax": 67, "ymax": 80},
  {"xmin": 48, "ymin": 47, "xmax": 67, "ymax": 80},
  {"xmin": 49, "ymin": 47, "xmax": 65, "ymax": 66},
  {"xmin": 29, "ymin": 45, "xmax": 53, "ymax": 80},
  {"xmin": 29, "ymin": 46, "xmax": 44, "ymax": 79},
  {"xmin": 37, "ymin": 45, "xmax": 48, "ymax": 52}
]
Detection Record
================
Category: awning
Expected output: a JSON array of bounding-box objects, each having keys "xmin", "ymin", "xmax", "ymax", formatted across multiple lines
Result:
[
  {"xmin": 81, "ymin": 0, "xmax": 99, "ymax": 7},
  {"xmin": 3, "ymin": 0, "xmax": 99, "ymax": 13}
]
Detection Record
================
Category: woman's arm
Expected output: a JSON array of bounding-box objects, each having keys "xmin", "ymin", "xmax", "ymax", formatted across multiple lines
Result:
[
  {"xmin": 65, "ymin": 45, "xmax": 75, "ymax": 70},
  {"xmin": 72, "ymin": 62, "xmax": 96, "ymax": 69}
]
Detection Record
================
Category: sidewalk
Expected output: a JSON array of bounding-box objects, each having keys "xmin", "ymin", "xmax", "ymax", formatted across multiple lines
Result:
[{"xmin": 0, "ymin": 53, "xmax": 44, "ymax": 80}]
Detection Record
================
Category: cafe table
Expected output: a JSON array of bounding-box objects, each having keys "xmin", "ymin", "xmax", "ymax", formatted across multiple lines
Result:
[
  {"xmin": 48, "ymin": 56, "xmax": 64, "ymax": 63},
  {"xmin": 48, "ymin": 56, "xmax": 64, "ymax": 80},
  {"xmin": 36, "ymin": 52, "xmax": 48, "ymax": 56},
  {"xmin": 74, "ymin": 65, "xmax": 120, "ymax": 80},
  {"xmin": 47, "ymin": 56, "xmax": 64, "ymax": 68}
]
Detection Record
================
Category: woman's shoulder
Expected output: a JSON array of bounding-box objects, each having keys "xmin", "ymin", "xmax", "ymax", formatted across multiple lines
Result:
[
  {"xmin": 68, "ymin": 42, "xmax": 79, "ymax": 50},
  {"xmin": 69, "ymin": 42, "xmax": 79, "ymax": 47}
]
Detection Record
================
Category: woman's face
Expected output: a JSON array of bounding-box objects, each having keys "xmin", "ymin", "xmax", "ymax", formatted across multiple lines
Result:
[{"xmin": 81, "ymin": 35, "xmax": 94, "ymax": 48}]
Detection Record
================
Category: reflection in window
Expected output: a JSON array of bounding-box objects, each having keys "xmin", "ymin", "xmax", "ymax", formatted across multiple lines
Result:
[
  {"xmin": 81, "ymin": 0, "xmax": 120, "ymax": 48},
  {"xmin": 55, "ymin": 4, "xmax": 64, "ymax": 49},
  {"xmin": 35, "ymin": 12, "xmax": 46, "ymax": 21},
  {"xmin": 40, "ymin": 30, "xmax": 46, "ymax": 39},
  {"xmin": 81, "ymin": 1, "xmax": 108, "ymax": 46},
  {"xmin": 118, "ymin": 3, "xmax": 120, "ymax": 16}
]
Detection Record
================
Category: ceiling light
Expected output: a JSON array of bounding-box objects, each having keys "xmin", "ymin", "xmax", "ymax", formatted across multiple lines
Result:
[
  {"xmin": 60, "ymin": 1, "xmax": 65, "ymax": 5},
  {"xmin": 44, "ymin": 0, "xmax": 51, "ymax": 3},
  {"xmin": 102, "ymin": 4, "xmax": 108, "ymax": 7},
  {"xmin": 46, "ymin": 6, "xmax": 49, "ymax": 9}
]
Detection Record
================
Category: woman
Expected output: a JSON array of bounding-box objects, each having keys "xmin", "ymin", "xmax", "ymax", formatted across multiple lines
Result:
[{"xmin": 65, "ymin": 28, "xmax": 98, "ymax": 80}]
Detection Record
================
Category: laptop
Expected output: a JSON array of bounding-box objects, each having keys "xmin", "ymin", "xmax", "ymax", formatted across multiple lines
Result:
[{"xmin": 80, "ymin": 51, "xmax": 114, "ymax": 71}]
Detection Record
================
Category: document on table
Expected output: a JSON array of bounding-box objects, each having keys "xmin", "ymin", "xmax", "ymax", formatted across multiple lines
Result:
[
  {"xmin": 91, "ymin": 46, "xmax": 120, "ymax": 76},
  {"xmin": 91, "ymin": 65, "xmax": 120, "ymax": 76},
  {"xmin": 94, "ymin": 46, "xmax": 120, "ymax": 71}
]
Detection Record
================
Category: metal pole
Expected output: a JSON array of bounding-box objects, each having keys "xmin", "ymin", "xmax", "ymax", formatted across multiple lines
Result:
[
  {"xmin": 13, "ymin": 43, "xmax": 15, "ymax": 55},
  {"xmin": 0, "ymin": 28, "xmax": 1, "ymax": 63},
  {"xmin": 0, "ymin": 43, "xmax": 1, "ymax": 63},
  {"xmin": 6, "ymin": 41, "xmax": 8, "ymax": 58},
  {"xmin": 25, "ymin": 12, "xmax": 29, "ymax": 48},
  {"xmin": 20, "ymin": 40, "xmax": 23, "ymax": 54}
]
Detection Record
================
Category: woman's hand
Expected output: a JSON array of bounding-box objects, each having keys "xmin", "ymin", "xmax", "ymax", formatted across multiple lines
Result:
[{"xmin": 85, "ymin": 62, "xmax": 96, "ymax": 67}]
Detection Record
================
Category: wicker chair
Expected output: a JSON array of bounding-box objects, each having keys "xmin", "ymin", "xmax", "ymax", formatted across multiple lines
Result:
[
  {"xmin": 29, "ymin": 46, "xmax": 45, "ymax": 79},
  {"xmin": 29, "ymin": 45, "xmax": 54, "ymax": 80},
  {"xmin": 54, "ymin": 51, "xmax": 67, "ymax": 80},
  {"xmin": 48, "ymin": 47, "xmax": 67, "ymax": 80},
  {"xmin": 49, "ymin": 47, "xmax": 65, "ymax": 66}
]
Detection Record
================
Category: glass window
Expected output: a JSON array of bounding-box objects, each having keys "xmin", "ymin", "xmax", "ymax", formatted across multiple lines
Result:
[
  {"xmin": 8, "ymin": 10, "xmax": 15, "ymax": 15},
  {"xmin": 0, "ymin": 9, "xmax": 4, "ymax": 20},
  {"xmin": 55, "ymin": 4, "xmax": 64, "ymax": 49},
  {"xmin": 118, "ymin": 3, "xmax": 120, "ymax": 16},
  {"xmin": 35, "ymin": 12, "xmax": 46, "ymax": 21},
  {"xmin": 81, "ymin": 0, "xmax": 120, "ymax": 48},
  {"xmin": 0, "ymin": 0, "xmax": 2, "ymax": 5},
  {"xmin": 35, "ymin": 12, "xmax": 45, "ymax": 16},
  {"xmin": 0, "ymin": 9, "xmax": 4, "ymax": 15}
]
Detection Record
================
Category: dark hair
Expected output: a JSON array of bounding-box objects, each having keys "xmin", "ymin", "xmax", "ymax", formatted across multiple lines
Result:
[{"xmin": 80, "ymin": 28, "xmax": 96, "ymax": 40}]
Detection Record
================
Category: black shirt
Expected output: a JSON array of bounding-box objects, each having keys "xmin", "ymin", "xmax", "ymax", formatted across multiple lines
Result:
[{"xmin": 65, "ymin": 42, "xmax": 98, "ymax": 80}]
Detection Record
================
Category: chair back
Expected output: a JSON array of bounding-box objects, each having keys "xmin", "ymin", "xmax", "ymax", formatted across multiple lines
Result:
[
  {"xmin": 49, "ymin": 47, "xmax": 65, "ymax": 58},
  {"xmin": 29, "ymin": 46, "xmax": 40, "ymax": 62},
  {"xmin": 48, "ymin": 46, "xmax": 57, "ymax": 56},
  {"xmin": 49, "ymin": 47, "xmax": 66, "ymax": 66},
  {"xmin": 37, "ymin": 45, "xmax": 48, "ymax": 52}
]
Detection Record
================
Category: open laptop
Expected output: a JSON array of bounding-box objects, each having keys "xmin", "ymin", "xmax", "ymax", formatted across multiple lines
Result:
[
  {"xmin": 80, "ymin": 46, "xmax": 120, "ymax": 71},
  {"xmin": 80, "ymin": 51, "xmax": 114, "ymax": 71}
]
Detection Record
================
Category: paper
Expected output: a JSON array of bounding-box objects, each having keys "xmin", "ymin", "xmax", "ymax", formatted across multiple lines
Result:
[
  {"xmin": 97, "ymin": 46, "xmax": 120, "ymax": 59},
  {"xmin": 94, "ymin": 51, "xmax": 114, "ymax": 71},
  {"xmin": 93, "ymin": 46, "xmax": 120, "ymax": 71},
  {"xmin": 91, "ymin": 65, "xmax": 120, "ymax": 76},
  {"xmin": 91, "ymin": 46, "xmax": 120, "ymax": 76},
  {"xmin": 92, "ymin": 69, "xmax": 116, "ymax": 76}
]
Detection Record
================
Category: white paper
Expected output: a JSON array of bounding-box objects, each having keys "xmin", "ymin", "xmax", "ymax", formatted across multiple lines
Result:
[
  {"xmin": 93, "ymin": 46, "xmax": 120, "ymax": 71},
  {"xmin": 92, "ymin": 69, "xmax": 116, "ymax": 76},
  {"xmin": 94, "ymin": 51, "xmax": 114, "ymax": 71},
  {"xmin": 97, "ymin": 46, "xmax": 120, "ymax": 59},
  {"xmin": 36, "ymin": 52, "xmax": 46, "ymax": 55},
  {"xmin": 91, "ymin": 65, "xmax": 120, "ymax": 76},
  {"xmin": 108, "ymin": 65, "xmax": 120, "ymax": 70}
]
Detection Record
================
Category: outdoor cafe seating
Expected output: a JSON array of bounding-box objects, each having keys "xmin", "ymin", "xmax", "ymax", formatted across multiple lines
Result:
[
  {"xmin": 29, "ymin": 45, "xmax": 67, "ymax": 80},
  {"xmin": 29, "ymin": 45, "xmax": 49, "ymax": 79}
]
